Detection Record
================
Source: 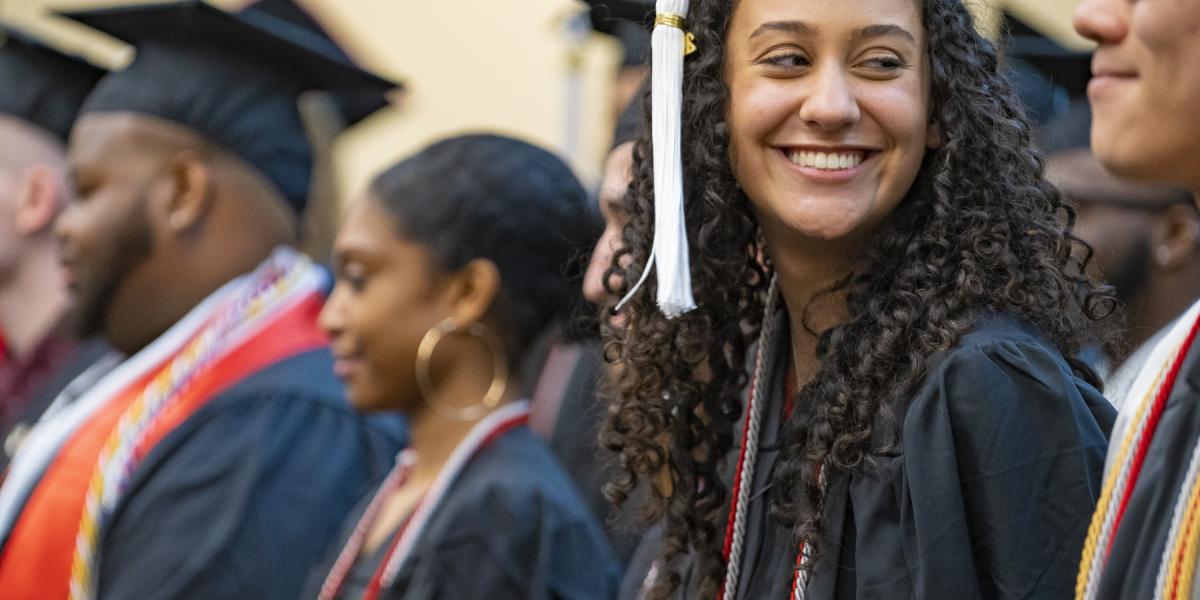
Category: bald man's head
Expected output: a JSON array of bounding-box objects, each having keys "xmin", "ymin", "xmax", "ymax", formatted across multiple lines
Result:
[
  {"xmin": 0, "ymin": 113, "xmax": 68, "ymax": 202},
  {"xmin": 0, "ymin": 114, "xmax": 71, "ymax": 284}
]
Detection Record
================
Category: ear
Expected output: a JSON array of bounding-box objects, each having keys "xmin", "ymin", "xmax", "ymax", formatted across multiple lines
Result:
[
  {"xmin": 13, "ymin": 165, "xmax": 64, "ymax": 236},
  {"xmin": 162, "ymin": 149, "xmax": 215, "ymax": 235},
  {"xmin": 925, "ymin": 120, "xmax": 943, "ymax": 150},
  {"xmin": 1150, "ymin": 203, "xmax": 1200, "ymax": 271},
  {"xmin": 443, "ymin": 258, "xmax": 502, "ymax": 327}
]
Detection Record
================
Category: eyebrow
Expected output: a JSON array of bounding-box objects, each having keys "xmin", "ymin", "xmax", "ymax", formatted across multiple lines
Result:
[
  {"xmin": 749, "ymin": 20, "xmax": 814, "ymax": 40},
  {"xmin": 852, "ymin": 24, "xmax": 918, "ymax": 45},
  {"xmin": 748, "ymin": 20, "xmax": 918, "ymax": 45}
]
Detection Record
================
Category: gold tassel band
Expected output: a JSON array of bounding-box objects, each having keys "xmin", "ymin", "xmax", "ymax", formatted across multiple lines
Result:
[
  {"xmin": 654, "ymin": 13, "xmax": 698, "ymax": 55},
  {"xmin": 655, "ymin": 13, "xmax": 686, "ymax": 29}
]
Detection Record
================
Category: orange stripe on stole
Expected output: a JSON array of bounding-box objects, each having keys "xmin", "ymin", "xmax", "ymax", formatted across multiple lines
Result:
[{"xmin": 0, "ymin": 293, "xmax": 328, "ymax": 599}]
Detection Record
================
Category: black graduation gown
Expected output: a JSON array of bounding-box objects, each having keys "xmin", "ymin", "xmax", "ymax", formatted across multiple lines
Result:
[
  {"xmin": 664, "ymin": 313, "xmax": 1115, "ymax": 599},
  {"xmin": 308, "ymin": 424, "xmax": 621, "ymax": 600},
  {"xmin": 1095, "ymin": 326, "xmax": 1200, "ymax": 598},
  {"xmin": 95, "ymin": 347, "xmax": 406, "ymax": 600},
  {"xmin": 536, "ymin": 340, "xmax": 641, "ymax": 563}
]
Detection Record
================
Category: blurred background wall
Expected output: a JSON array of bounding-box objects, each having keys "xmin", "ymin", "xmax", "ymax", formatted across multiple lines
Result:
[
  {"xmin": 0, "ymin": 0, "xmax": 1093, "ymax": 205},
  {"xmin": 0, "ymin": 0, "xmax": 624, "ymax": 201}
]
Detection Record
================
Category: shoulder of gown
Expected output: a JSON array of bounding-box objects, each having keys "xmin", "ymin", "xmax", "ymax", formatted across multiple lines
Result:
[
  {"xmin": 892, "ymin": 313, "xmax": 1115, "ymax": 599},
  {"xmin": 395, "ymin": 425, "xmax": 621, "ymax": 600},
  {"xmin": 96, "ymin": 347, "xmax": 406, "ymax": 600}
]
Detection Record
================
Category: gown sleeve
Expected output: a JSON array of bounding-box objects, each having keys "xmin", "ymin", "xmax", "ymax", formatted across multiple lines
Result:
[
  {"xmin": 95, "ymin": 384, "xmax": 402, "ymax": 600},
  {"xmin": 901, "ymin": 336, "xmax": 1115, "ymax": 599},
  {"xmin": 419, "ymin": 510, "xmax": 619, "ymax": 600},
  {"xmin": 395, "ymin": 454, "xmax": 621, "ymax": 600}
]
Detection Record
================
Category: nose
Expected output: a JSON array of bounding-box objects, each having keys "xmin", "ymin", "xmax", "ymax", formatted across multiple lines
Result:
[
  {"xmin": 1074, "ymin": 0, "xmax": 1128, "ymax": 45},
  {"xmin": 583, "ymin": 229, "xmax": 618, "ymax": 305},
  {"xmin": 798, "ymin": 64, "xmax": 861, "ymax": 132},
  {"xmin": 318, "ymin": 285, "xmax": 347, "ymax": 338}
]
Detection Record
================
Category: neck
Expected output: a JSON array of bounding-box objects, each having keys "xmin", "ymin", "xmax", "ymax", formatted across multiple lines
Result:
[
  {"xmin": 1120, "ymin": 269, "xmax": 1200, "ymax": 364},
  {"xmin": 111, "ymin": 243, "xmax": 285, "ymax": 356},
  {"xmin": 763, "ymin": 228, "xmax": 859, "ymax": 387},
  {"xmin": 404, "ymin": 360, "xmax": 522, "ymax": 484},
  {"xmin": 0, "ymin": 242, "xmax": 67, "ymax": 358}
]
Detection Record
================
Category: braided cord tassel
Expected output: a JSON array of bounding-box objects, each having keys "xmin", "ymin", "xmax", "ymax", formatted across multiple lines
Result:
[
  {"xmin": 1155, "ymin": 437, "xmax": 1200, "ymax": 599},
  {"xmin": 722, "ymin": 275, "xmax": 779, "ymax": 598},
  {"xmin": 1076, "ymin": 363, "xmax": 1164, "ymax": 600}
]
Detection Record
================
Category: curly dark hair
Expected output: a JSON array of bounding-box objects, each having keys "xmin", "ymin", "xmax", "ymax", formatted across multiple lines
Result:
[{"xmin": 598, "ymin": 0, "xmax": 1115, "ymax": 597}]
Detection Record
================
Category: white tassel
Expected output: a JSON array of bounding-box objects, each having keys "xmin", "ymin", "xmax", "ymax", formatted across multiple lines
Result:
[{"xmin": 615, "ymin": 0, "xmax": 696, "ymax": 319}]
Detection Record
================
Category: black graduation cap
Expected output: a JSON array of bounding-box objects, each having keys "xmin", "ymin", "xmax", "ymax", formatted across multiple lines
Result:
[
  {"xmin": 249, "ymin": 0, "xmax": 400, "ymax": 127},
  {"xmin": 583, "ymin": 0, "xmax": 654, "ymax": 31},
  {"xmin": 583, "ymin": 0, "xmax": 653, "ymax": 68},
  {"xmin": 1000, "ymin": 12, "xmax": 1091, "ymax": 125},
  {"xmin": 1003, "ymin": 13, "xmax": 1091, "ymax": 98},
  {"xmin": 61, "ymin": 0, "xmax": 398, "ymax": 214},
  {"xmin": 1036, "ymin": 98, "xmax": 1092, "ymax": 156},
  {"xmin": 0, "ymin": 23, "xmax": 107, "ymax": 142},
  {"xmin": 611, "ymin": 77, "xmax": 648, "ymax": 150}
]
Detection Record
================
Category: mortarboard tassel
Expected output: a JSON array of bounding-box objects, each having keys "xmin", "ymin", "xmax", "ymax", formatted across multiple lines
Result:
[{"xmin": 615, "ymin": 0, "xmax": 696, "ymax": 319}]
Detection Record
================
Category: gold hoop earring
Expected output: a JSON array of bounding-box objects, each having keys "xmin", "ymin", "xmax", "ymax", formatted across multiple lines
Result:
[{"xmin": 415, "ymin": 318, "xmax": 509, "ymax": 422}]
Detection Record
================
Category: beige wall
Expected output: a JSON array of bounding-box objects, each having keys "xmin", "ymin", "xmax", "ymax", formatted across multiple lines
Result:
[{"xmin": 3, "ymin": 0, "xmax": 623, "ymax": 202}]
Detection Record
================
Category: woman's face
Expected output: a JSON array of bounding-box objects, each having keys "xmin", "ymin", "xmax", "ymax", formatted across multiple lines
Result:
[
  {"xmin": 320, "ymin": 194, "xmax": 450, "ymax": 412},
  {"xmin": 724, "ymin": 0, "xmax": 935, "ymax": 250}
]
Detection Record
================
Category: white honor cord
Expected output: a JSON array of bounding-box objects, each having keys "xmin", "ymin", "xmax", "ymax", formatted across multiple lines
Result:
[
  {"xmin": 724, "ymin": 274, "xmax": 819, "ymax": 600},
  {"xmin": 378, "ymin": 400, "xmax": 532, "ymax": 586}
]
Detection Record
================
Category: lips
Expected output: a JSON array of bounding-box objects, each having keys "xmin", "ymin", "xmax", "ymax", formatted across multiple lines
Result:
[
  {"xmin": 1087, "ymin": 73, "xmax": 1137, "ymax": 99},
  {"xmin": 331, "ymin": 353, "xmax": 363, "ymax": 379},
  {"xmin": 1089, "ymin": 55, "xmax": 1138, "ymax": 97}
]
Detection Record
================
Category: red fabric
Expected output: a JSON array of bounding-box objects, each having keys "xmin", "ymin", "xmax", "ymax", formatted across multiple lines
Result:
[
  {"xmin": 0, "ymin": 292, "xmax": 326, "ymax": 600},
  {"xmin": 363, "ymin": 510, "xmax": 416, "ymax": 600},
  {"xmin": 0, "ymin": 333, "xmax": 77, "ymax": 430}
]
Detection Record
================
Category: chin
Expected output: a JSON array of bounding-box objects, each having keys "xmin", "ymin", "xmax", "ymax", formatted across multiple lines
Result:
[
  {"xmin": 1090, "ymin": 111, "xmax": 1168, "ymax": 183},
  {"xmin": 342, "ymin": 387, "xmax": 380, "ymax": 413},
  {"xmin": 779, "ymin": 210, "xmax": 863, "ymax": 243},
  {"xmin": 1093, "ymin": 140, "xmax": 1171, "ymax": 185}
]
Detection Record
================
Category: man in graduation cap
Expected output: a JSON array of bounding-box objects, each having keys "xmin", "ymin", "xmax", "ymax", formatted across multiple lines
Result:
[
  {"xmin": 0, "ymin": 26, "xmax": 118, "ymax": 468},
  {"xmin": 1073, "ymin": 0, "xmax": 1200, "ymax": 597},
  {"xmin": 0, "ymin": 2, "xmax": 404, "ymax": 599}
]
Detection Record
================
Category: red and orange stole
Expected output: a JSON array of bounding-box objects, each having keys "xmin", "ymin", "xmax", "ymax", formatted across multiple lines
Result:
[{"xmin": 0, "ymin": 248, "xmax": 329, "ymax": 600}]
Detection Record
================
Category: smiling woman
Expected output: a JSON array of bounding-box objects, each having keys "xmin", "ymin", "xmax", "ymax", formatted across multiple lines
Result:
[
  {"xmin": 312, "ymin": 134, "xmax": 618, "ymax": 600},
  {"xmin": 601, "ymin": 0, "xmax": 1119, "ymax": 598}
]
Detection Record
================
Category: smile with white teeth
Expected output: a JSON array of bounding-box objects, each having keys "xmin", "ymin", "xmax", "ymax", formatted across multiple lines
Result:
[{"xmin": 785, "ymin": 149, "xmax": 867, "ymax": 170}]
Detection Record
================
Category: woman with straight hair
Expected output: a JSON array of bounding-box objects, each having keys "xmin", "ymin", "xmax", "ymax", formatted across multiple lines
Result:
[{"xmin": 312, "ymin": 134, "xmax": 619, "ymax": 600}]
